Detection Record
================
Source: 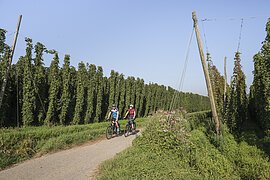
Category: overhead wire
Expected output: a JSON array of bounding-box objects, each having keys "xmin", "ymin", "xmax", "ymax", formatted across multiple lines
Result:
[
  {"xmin": 237, "ymin": 18, "xmax": 244, "ymax": 52},
  {"xmin": 201, "ymin": 16, "xmax": 261, "ymax": 22},
  {"xmin": 169, "ymin": 26, "xmax": 194, "ymax": 112},
  {"xmin": 201, "ymin": 20, "xmax": 209, "ymax": 54}
]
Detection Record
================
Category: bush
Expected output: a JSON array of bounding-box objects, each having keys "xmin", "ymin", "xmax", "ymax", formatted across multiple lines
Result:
[
  {"xmin": 98, "ymin": 117, "xmax": 201, "ymax": 179},
  {"xmin": 236, "ymin": 142, "xmax": 270, "ymax": 179},
  {"xmin": 98, "ymin": 114, "xmax": 270, "ymax": 179},
  {"xmin": 189, "ymin": 130, "xmax": 239, "ymax": 179}
]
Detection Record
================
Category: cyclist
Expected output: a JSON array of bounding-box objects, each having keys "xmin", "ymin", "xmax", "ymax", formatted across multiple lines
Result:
[
  {"xmin": 124, "ymin": 104, "xmax": 136, "ymax": 132},
  {"xmin": 107, "ymin": 104, "xmax": 120, "ymax": 135}
]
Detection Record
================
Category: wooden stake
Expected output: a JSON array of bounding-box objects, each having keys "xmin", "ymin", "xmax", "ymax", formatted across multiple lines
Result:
[
  {"xmin": 192, "ymin": 11, "xmax": 220, "ymax": 135},
  {"xmin": 0, "ymin": 15, "xmax": 22, "ymax": 109}
]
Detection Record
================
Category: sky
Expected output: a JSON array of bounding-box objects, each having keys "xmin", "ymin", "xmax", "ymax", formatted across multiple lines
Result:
[{"xmin": 0, "ymin": 0, "xmax": 269, "ymax": 96}]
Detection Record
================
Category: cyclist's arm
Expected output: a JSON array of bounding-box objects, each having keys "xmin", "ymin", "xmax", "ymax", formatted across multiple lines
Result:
[
  {"xmin": 116, "ymin": 111, "xmax": 119, "ymax": 121},
  {"xmin": 107, "ymin": 111, "xmax": 111, "ymax": 120},
  {"xmin": 124, "ymin": 110, "xmax": 129, "ymax": 119},
  {"xmin": 134, "ymin": 110, "xmax": 136, "ymax": 119}
]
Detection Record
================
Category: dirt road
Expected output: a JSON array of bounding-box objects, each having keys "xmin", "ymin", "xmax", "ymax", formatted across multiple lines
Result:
[{"xmin": 0, "ymin": 132, "xmax": 140, "ymax": 180}]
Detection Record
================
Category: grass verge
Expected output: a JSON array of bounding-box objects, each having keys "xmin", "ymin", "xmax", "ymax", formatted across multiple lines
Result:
[{"xmin": 0, "ymin": 118, "xmax": 147, "ymax": 170}]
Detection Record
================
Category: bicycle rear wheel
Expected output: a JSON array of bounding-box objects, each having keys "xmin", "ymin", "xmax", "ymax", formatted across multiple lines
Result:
[
  {"xmin": 124, "ymin": 125, "xmax": 130, "ymax": 137},
  {"xmin": 133, "ymin": 121, "xmax": 136, "ymax": 130},
  {"xmin": 106, "ymin": 126, "xmax": 113, "ymax": 139}
]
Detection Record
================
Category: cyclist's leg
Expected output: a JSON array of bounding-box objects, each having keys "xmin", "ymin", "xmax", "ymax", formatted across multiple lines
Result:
[
  {"xmin": 128, "ymin": 119, "xmax": 132, "ymax": 126},
  {"xmin": 115, "ymin": 118, "xmax": 118, "ymax": 128},
  {"xmin": 111, "ymin": 119, "xmax": 114, "ymax": 126},
  {"xmin": 116, "ymin": 121, "xmax": 120, "ymax": 135},
  {"xmin": 111, "ymin": 119, "xmax": 116, "ymax": 131},
  {"xmin": 113, "ymin": 118, "xmax": 119, "ymax": 134},
  {"xmin": 130, "ymin": 117, "xmax": 134, "ymax": 129},
  {"xmin": 132, "ymin": 119, "xmax": 135, "ymax": 129},
  {"xmin": 126, "ymin": 117, "xmax": 130, "ymax": 126}
]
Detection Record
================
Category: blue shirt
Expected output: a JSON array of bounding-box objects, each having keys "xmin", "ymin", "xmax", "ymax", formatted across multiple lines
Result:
[{"xmin": 111, "ymin": 108, "xmax": 118, "ymax": 119}]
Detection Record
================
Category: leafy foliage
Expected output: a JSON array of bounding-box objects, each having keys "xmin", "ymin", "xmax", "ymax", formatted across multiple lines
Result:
[
  {"xmin": 0, "ymin": 29, "xmax": 210, "ymax": 128},
  {"xmin": 250, "ymin": 18, "xmax": 270, "ymax": 132},
  {"xmin": 98, "ymin": 113, "xmax": 270, "ymax": 179},
  {"xmin": 72, "ymin": 62, "xmax": 87, "ymax": 124},
  {"xmin": 45, "ymin": 52, "xmax": 60, "ymax": 125},
  {"xmin": 222, "ymin": 52, "xmax": 248, "ymax": 133},
  {"xmin": 22, "ymin": 38, "xmax": 35, "ymax": 126},
  {"xmin": 59, "ymin": 55, "xmax": 71, "ymax": 125}
]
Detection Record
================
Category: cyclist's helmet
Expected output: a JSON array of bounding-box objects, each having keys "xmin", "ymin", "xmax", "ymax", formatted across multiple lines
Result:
[
  {"xmin": 112, "ymin": 104, "xmax": 116, "ymax": 107},
  {"xmin": 129, "ymin": 104, "xmax": 134, "ymax": 108}
]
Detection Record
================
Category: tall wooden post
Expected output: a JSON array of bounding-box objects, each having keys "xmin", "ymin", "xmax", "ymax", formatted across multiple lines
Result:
[
  {"xmin": 224, "ymin": 56, "xmax": 227, "ymax": 103},
  {"xmin": 0, "ymin": 15, "xmax": 22, "ymax": 109},
  {"xmin": 192, "ymin": 11, "xmax": 220, "ymax": 135}
]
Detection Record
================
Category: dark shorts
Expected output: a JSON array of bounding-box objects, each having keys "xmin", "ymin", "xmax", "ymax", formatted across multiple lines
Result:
[
  {"xmin": 111, "ymin": 118, "xmax": 118, "ymax": 124},
  {"xmin": 127, "ymin": 118, "xmax": 135, "ymax": 125}
]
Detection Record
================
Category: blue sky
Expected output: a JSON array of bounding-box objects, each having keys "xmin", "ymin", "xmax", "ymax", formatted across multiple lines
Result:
[{"xmin": 0, "ymin": 0, "xmax": 269, "ymax": 95}]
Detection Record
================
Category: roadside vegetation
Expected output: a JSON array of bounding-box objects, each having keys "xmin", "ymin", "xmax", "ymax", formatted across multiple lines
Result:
[
  {"xmin": 97, "ymin": 112, "xmax": 270, "ymax": 179},
  {"xmin": 0, "ymin": 118, "xmax": 147, "ymax": 170}
]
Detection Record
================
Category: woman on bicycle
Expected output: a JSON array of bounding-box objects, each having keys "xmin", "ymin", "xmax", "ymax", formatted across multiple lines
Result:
[
  {"xmin": 107, "ymin": 104, "xmax": 120, "ymax": 135},
  {"xmin": 124, "ymin": 104, "xmax": 136, "ymax": 132}
]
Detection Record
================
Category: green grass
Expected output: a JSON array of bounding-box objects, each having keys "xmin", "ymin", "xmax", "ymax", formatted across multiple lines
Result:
[
  {"xmin": 97, "ymin": 113, "xmax": 270, "ymax": 179},
  {"xmin": 0, "ymin": 118, "xmax": 147, "ymax": 170}
]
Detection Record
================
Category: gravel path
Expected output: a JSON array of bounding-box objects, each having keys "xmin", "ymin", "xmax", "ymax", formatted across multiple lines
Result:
[{"xmin": 0, "ymin": 132, "xmax": 140, "ymax": 180}]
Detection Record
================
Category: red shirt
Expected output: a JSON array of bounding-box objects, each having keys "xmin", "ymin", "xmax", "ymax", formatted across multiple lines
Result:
[{"xmin": 128, "ymin": 108, "xmax": 135, "ymax": 118}]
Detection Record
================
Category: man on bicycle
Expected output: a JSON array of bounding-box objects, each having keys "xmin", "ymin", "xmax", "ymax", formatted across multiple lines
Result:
[
  {"xmin": 124, "ymin": 104, "xmax": 136, "ymax": 132},
  {"xmin": 107, "ymin": 104, "xmax": 120, "ymax": 135}
]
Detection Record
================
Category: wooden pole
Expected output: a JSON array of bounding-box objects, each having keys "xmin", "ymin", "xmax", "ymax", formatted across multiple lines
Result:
[
  {"xmin": 192, "ymin": 11, "xmax": 220, "ymax": 135},
  {"xmin": 0, "ymin": 15, "xmax": 22, "ymax": 109},
  {"xmin": 224, "ymin": 56, "xmax": 227, "ymax": 103}
]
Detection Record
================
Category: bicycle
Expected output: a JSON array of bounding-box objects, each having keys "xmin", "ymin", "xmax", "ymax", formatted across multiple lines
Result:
[
  {"xmin": 106, "ymin": 120, "xmax": 120, "ymax": 139},
  {"xmin": 124, "ymin": 119, "xmax": 136, "ymax": 137}
]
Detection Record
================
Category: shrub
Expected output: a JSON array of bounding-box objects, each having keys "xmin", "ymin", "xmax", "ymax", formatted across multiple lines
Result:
[{"xmin": 98, "ymin": 114, "xmax": 270, "ymax": 179}]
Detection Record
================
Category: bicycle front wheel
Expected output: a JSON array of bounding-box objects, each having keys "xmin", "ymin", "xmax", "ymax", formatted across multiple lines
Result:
[{"xmin": 106, "ymin": 126, "xmax": 113, "ymax": 139}]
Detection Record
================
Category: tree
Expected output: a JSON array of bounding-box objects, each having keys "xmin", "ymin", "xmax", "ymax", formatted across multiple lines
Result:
[
  {"xmin": 118, "ymin": 74, "xmax": 126, "ymax": 118},
  {"xmin": 72, "ymin": 61, "xmax": 88, "ymax": 124},
  {"xmin": 250, "ymin": 18, "xmax": 270, "ymax": 131},
  {"xmin": 130, "ymin": 77, "xmax": 136, "ymax": 106},
  {"xmin": 68, "ymin": 66, "xmax": 77, "ymax": 123},
  {"xmin": 207, "ymin": 54, "xmax": 226, "ymax": 120},
  {"xmin": 0, "ymin": 29, "xmax": 9, "ymax": 126},
  {"xmin": 102, "ymin": 76, "xmax": 109, "ymax": 120},
  {"xmin": 84, "ymin": 64, "xmax": 96, "ymax": 123},
  {"xmin": 0, "ymin": 29, "xmax": 8, "ymax": 85},
  {"xmin": 139, "ymin": 80, "xmax": 146, "ymax": 117},
  {"xmin": 114, "ymin": 72, "xmax": 120, "ymax": 108},
  {"xmin": 33, "ymin": 42, "xmax": 46, "ymax": 124},
  {"xmin": 22, "ymin": 38, "xmax": 35, "ymax": 126},
  {"xmin": 59, "ymin": 55, "xmax": 71, "ymax": 125},
  {"xmin": 94, "ymin": 66, "xmax": 104, "ymax": 122},
  {"xmin": 45, "ymin": 51, "xmax": 60, "ymax": 125},
  {"xmin": 125, "ymin": 77, "xmax": 132, "ymax": 109},
  {"xmin": 108, "ymin": 70, "xmax": 116, "ymax": 108},
  {"xmin": 14, "ymin": 57, "xmax": 25, "ymax": 127},
  {"xmin": 144, "ymin": 84, "xmax": 151, "ymax": 116},
  {"xmin": 135, "ymin": 78, "xmax": 143, "ymax": 117},
  {"xmin": 150, "ymin": 84, "xmax": 157, "ymax": 113},
  {"xmin": 225, "ymin": 52, "xmax": 247, "ymax": 132}
]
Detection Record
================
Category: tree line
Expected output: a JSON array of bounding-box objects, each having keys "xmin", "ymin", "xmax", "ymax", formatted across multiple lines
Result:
[
  {"xmin": 207, "ymin": 18, "xmax": 270, "ymax": 135},
  {"xmin": 0, "ymin": 31, "xmax": 210, "ymax": 127}
]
